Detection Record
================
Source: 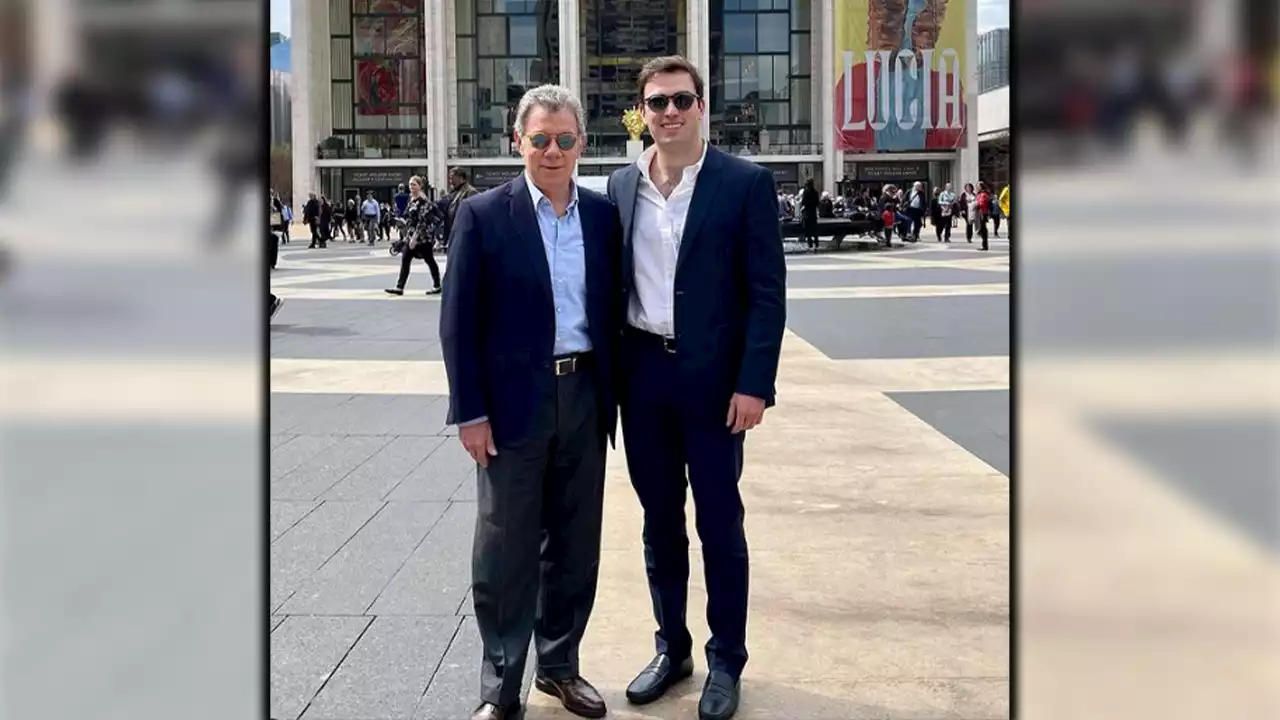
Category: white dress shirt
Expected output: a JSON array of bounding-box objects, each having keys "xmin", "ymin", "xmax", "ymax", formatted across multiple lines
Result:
[{"xmin": 628, "ymin": 142, "xmax": 708, "ymax": 337}]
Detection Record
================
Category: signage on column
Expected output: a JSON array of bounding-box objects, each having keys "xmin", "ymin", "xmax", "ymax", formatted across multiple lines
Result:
[{"xmin": 833, "ymin": 0, "xmax": 969, "ymax": 151}]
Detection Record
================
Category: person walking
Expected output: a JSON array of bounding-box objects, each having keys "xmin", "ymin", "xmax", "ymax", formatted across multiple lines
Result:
[
  {"xmin": 441, "ymin": 84, "xmax": 622, "ymax": 720},
  {"xmin": 303, "ymin": 193, "xmax": 321, "ymax": 248},
  {"xmin": 606, "ymin": 55, "xmax": 786, "ymax": 720},
  {"xmin": 975, "ymin": 181, "xmax": 992, "ymax": 251},
  {"xmin": 384, "ymin": 176, "xmax": 444, "ymax": 296}
]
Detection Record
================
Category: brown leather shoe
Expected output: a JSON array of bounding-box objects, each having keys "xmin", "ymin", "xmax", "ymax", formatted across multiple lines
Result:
[
  {"xmin": 470, "ymin": 701, "xmax": 521, "ymax": 720},
  {"xmin": 533, "ymin": 675, "xmax": 606, "ymax": 718}
]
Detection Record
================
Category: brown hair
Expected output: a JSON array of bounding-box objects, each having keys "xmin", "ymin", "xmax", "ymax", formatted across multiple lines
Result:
[{"xmin": 637, "ymin": 55, "xmax": 705, "ymax": 101}]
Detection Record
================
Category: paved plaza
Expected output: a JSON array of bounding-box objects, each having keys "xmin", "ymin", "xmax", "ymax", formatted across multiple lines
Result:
[{"xmin": 270, "ymin": 234, "xmax": 1012, "ymax": 720}]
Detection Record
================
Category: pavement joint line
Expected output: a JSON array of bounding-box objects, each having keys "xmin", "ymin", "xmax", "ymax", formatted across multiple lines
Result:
[
  {"xmin": 283, "ymin": 500, "xmax": 391, "ymax": 617},
  {"xmin": 411, "ymin": 615, "xmax": 468, "ymax": 717},
  {"xmin": 360, "ymin": 497, "xmax": 456, "ymax": 616},
  {"xmin": 370, "ymin": 432, "xmax": 449, "ymax": 502},
  {"xmin": 293, "ymin": 614, "xmax": 376, "ymax": 720}
]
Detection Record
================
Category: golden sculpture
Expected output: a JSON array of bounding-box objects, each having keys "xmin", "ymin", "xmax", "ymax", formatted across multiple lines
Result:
[{"xmin": 622, "ymin": 108, "xmax": 646, "ymax": 141}]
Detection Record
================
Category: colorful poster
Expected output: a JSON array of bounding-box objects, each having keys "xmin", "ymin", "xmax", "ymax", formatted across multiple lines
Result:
[
  {"xmin": 833, "ymin": 0, "xmax": 969, "ymax": 152},
  {"xmin": 357, "ymin": 59, "xmax": 401, "ymax": 114}
]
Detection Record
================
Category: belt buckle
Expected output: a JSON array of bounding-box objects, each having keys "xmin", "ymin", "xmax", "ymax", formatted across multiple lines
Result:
[
  {"xmin": 554, "ymin": 357, "xmax": 576, "ymax": 376},
  {"xmin": 662, "ymin": 337, "xmax": 677, "ymax": 354}
]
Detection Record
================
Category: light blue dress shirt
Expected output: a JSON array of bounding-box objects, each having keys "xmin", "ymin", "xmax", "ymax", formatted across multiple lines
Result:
[{"xmin": 526, "ymin": 174, "xmax": 592, "ymax": 356}]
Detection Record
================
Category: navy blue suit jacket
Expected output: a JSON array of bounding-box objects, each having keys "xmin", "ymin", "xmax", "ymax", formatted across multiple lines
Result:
[
  {"xmin": 440, "ymin": 175, "xmax": 622, "ymax": 448},
  {"xmin": 607, "ymin": 146, "xmax": 787, "ymax": 413}
]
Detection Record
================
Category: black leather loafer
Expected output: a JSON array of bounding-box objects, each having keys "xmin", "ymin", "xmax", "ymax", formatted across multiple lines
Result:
[
  {"xmin": 533, "ymin": 675, "xmax": 606, "ymax": 719},
  {"xmin": 625, "ymin": 653, "xmax": 694, "ymax": 705},
  {"xmin": 698, "ymin": 670, "xmax": 741, "ymax": 720}
]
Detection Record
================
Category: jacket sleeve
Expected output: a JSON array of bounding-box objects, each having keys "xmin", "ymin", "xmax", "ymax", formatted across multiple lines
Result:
[
  {"xmin": 439, "ymin": 200, "xmax": 488, "ymax": 425},
  {"xmin": 736, "ymin": 167, "xmax": 788, "ymax": 405}
]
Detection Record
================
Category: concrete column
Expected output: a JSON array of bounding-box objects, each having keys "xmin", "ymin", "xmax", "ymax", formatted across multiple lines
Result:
[
  {"xmin": 558, "ymin": 0, "xmax": 581, "ymax": 98},
  {"xmin": 819, "ymin": 0, "xmax": 840, "ymax": 193},
  {"xmin": 290, "ymin": 0, "xmax": 317, "ymax": 201},
  {"xmin": 313, "ymin": 2, "xmax": 332, "ymax": 145},
  {"xmin": 687, "ymin": 0, "xmax": 711, "ymax": 138},
  {"xmin": 957, "ymin": 0, "xmax": 979, "ymax": 186},
  {"xmin": 425, "ymin": 0, "xmax": 451, "ymax": 191},
  {"xmin": 444, "ymin": 0, "xmax": 458, "ymax": 168}
]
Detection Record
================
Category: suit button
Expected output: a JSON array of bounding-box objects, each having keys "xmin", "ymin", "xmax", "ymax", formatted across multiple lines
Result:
[{"xmin": 675, "ymin": 290, "xmax": 684, "ymax": 296}]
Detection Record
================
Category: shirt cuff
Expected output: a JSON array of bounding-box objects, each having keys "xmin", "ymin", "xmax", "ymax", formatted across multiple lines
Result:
[{"xmin": 458, "ymin": 415, "xmax": 489, "ymax": 427}]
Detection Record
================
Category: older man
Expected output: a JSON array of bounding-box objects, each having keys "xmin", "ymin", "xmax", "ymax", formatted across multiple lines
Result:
[{"xmin": 440, "ymin": 84, "xmax": 622, "ymax": 720}]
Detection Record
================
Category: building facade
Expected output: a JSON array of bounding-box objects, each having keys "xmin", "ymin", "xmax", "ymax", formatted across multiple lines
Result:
[
  {"xmin": 976, "ymin": 28, "xmax": 1009, "ymax": 192},
  {"xmin": 292, "ymin": 0, "xmax": 982, "ymax": 204}
]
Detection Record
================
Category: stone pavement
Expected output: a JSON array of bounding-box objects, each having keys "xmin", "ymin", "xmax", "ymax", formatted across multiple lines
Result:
[{"xmin": 270, "ymin": 235, "xmax": 1011, "ymax": 720}]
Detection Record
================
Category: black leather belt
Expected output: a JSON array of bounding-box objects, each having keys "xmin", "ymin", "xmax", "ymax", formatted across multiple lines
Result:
[
  {"xmin": 553, "ymin": 353, "xmax": 590, "ymax": 376},
  {"xmin": 628, "ymin": 326, "xmax": 677, "ymax": 354}
]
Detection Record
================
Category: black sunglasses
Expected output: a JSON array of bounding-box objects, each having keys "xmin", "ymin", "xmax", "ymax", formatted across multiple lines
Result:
[
  {"xmin": 526, "ymin": 132, "xmax": 578, "ymax": 151},
  {"xmin": 644, "ymin": 92, "xmax": 699, "ymax": 113}
]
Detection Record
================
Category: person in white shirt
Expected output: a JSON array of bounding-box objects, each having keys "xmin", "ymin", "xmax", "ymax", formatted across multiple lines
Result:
[
  {"xmin": 360, "ymin": 192, "xmax": 380, "ymax": 244},
  {"xmin": 606, "ymin": 55, "xmax": 786, "ymax": 720}
]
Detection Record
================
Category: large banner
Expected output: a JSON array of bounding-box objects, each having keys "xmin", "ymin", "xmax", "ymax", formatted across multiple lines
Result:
[{"xmin": 834, "ymin": 0, "xmax": 969, "ymax": 152}]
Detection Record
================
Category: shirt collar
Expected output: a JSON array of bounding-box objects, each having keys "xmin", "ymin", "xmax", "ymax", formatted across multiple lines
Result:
[
  {"xmin": 524, "ymin": 171, "xmax": 579, "ymax": 212},
  {"xmin": 637, "ymin": 141, "xmax": 708, "ymax": 183}
]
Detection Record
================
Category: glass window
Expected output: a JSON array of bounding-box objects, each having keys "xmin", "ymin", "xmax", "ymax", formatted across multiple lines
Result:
[
  {"xmin": 789, "ymin": 78, "xmax": 810, "ymax": 123},
  {"xmin": 354, "ymin": 17, "xmax": 385, "ymax": 55},
  {"xmin": 724, "ymin": 14, "xmax": 756, "ymax": 53},
  {"xmin": 455, "ymin": 83, "xmax": 474, "ymax": 127},
  {"xmin": 509, "ymin": 15, "xmax": 538, "ymax": 55},
  {"xmin": 773, "ymin": 52, "xmax": 789, "ymax": 97},
  {"xmin": 790, "ymin": 0, "xmax": 809, "ymax": 30},
  {"xmin": 755, "ymin": 56, "xmax": 773, "ymax": 98},
  {"xmin": 758, "ymin": 14, "xmax": 788, "ymax": 53},
  {"xmin": 724, "ymin": 57, "xmax": 742, "ymax": 100},
  {"xmin": 790, "ymin": 33, "xmax": 810, "ymax": 75},
  {"xmin": 457, "ymin": 38, "xmax": 476, "ymax": 80},
  {"xmin": 739, "ymin": 56, "xmax": 759, "ymax": 98},
  {"xmin": 458, "ymin": 0, "xmax": 475, "ymax": 33},
  {"xmin": 762, "ymin": 102, "xmax": 788, "ymax": 126},
  {"xmin": 386, "ymin": 16, "xmax": 419, "ymax": 55},
  {"xmin": 478, "ymin": 15, "xmax": 506, "ymax": 55}
]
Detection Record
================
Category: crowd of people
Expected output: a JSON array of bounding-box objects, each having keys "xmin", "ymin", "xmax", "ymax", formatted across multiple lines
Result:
[
  {"xmin": 268, "ymin": 168, "xmax": 482, "ymax": 318},
  {"xmin": 776, "ymin": 179, "xmax": 1011, "ymax": 251}
]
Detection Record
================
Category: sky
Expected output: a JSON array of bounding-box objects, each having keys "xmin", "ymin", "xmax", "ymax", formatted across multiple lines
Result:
[{"xmin": 270, "ymin": 0, "xmax": 1009, "ymax": 38}]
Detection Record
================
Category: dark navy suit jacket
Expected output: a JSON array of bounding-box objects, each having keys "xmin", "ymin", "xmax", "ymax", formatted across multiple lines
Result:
[
  {"xmin": 440, "ymin": 175, "xmax": 622, "ymax": 448},
  {"xmin": 607, "ymin": 145, "xmax": 787, "ymax": 414}
]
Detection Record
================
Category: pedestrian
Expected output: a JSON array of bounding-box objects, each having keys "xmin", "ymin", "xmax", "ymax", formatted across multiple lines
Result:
[
  {"xmin": 384, "ymin": 176, "xmax": 444, "ymax": 296},
  {"xmin": 975, "ymin": 181, "xmax": 992, "ymax": 251},
  {"xmin": 800, "ymin": 177, "xmax": 820, "ymax": 251},
  {"xmin": 361, "ymin": 191, "xmax": 380, "ymax": 244},
  {"xmin": 606, "ymin": 55, "xmax": 786, "ymax": 720},
  {"xmin": 904, "ymin": 180, "xmax": 926, "ymax": 240},
  {"xmin": 938, "ymin": 182, "xmax": 956, "ymax": 243},
  {"xmin": 303, "ymin": 193, "xmax": 320, "ymax": 248},
  {"xmin": 318, "ymin": 196, "xmax": 332, "ymax": 248},
  {"xmin": 930, "ymin": 186, "xmax": 944, "ymax": 241},
  {"xmin": 440, "ymin": 84, "xmax": 622, "ymax": 720},
  {"xmin": 961, "ymin": 182, "xmax": 976, "ymax": 243}
]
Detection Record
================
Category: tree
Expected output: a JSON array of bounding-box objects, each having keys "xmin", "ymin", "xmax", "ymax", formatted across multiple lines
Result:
[
  {"xmin": 270, "ymin": 32, "xmax": 287, "ymax": 46},
  {"xmin": 270, "ymin": 144, "xmax": 292, "ymax": 203}
]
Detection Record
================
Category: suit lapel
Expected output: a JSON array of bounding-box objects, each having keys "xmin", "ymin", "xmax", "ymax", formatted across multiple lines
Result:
[
  {"xmin": 676, "ymin": 145, "xmax": 723, "ymax": 276},
  {"xmin": 616, "ymin": 166, "xmax": 640, "ymax": 292},
  {"xmin": 507, "ymin": 176, "xmax": 554, "ymax": 309}
]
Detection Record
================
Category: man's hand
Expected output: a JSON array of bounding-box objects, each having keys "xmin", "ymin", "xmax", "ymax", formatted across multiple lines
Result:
[
  {"xmin": 459, "ymin": 421, "xmax": 499, "ymax": 467},
  {"xmin": 726, "ymin": 393, "xmax": 766, "ymax": 434}
]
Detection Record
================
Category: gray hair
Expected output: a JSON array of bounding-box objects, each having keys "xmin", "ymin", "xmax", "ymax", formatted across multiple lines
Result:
[{"xmin": 513, "ymin": 84, "xmax": 585, "ymax": 137}]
